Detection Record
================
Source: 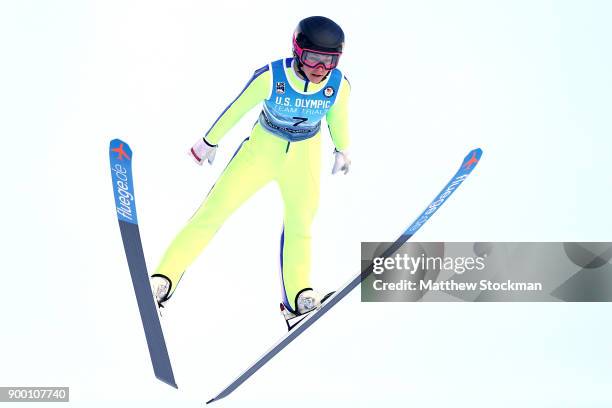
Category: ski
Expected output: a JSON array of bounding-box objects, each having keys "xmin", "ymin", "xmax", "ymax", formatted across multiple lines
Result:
[
  {"xmin": 109, "ymin": 139, "xmax": 178, "ymax": 389},
  {"xmin": 206, "ymin": 148, "xmax": 483, "ymax": 403}
]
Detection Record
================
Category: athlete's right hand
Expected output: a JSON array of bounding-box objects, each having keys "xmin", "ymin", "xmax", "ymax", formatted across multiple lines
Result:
[{"xmin": 189, "ymin": 137, "xmax": 218, "ymax": 165}]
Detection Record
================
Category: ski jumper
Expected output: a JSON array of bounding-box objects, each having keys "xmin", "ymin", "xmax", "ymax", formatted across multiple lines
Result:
[{"xmin": 154, "ymin": 57, "xmax": 350, "ymax": 312}]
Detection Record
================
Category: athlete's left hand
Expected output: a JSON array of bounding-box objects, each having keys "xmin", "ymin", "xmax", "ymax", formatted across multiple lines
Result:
[{"xmin": 332, "ymin": 149, "xmax": 351, "ymax": 175}]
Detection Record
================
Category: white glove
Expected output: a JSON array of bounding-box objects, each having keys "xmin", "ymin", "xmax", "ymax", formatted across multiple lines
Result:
[
  {"xmin": 189, "ymin": 137, "xmax": 217, "ymax": 165},
  {"xmin": 150, "ymin": 275, "xmax": 171, "ymax": 308},
  {"xmin": 332, "ymin": 149, "xmax": 351, "ymax": 175}
]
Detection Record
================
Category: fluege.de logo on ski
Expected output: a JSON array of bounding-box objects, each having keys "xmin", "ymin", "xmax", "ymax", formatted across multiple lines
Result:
[
  {"xmin": 408, "ymin": 174, "xmax": 470, "ymax": 234},
  {"xmin": 111, "ymin": 143, "xmax": 135, "ymax": 222},
  {"xmin": 112, "ymin": 163, "xmax": 135, "ymax": 222}
]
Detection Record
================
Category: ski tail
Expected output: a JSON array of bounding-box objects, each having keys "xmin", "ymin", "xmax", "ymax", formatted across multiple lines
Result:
[
  {"xmin": 109, "ymin": 139, "xmax": 178, "ymax": 389},
  {"xmin": 205, "ymin": 147, "xmax": 483, "ymax": 403}
]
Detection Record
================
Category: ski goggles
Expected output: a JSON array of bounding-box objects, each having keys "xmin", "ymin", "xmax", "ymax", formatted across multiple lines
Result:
[{"xmin": 293, "ymin": 37, "xmax": 341, "ymax": 70}]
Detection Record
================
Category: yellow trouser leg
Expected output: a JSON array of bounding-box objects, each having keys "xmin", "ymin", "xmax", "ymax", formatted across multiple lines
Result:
[
  {"xmin": 155, "ymin": 137, "xmax": 273, "ymax": 294},
  {"xmin": 277, "ymin": 134, "xmax": 321, "ymax": 311}
]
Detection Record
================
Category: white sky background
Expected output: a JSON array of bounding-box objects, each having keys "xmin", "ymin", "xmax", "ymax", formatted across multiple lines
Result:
[{"xmin": 1, "ymin": 0, "xmax": 612, "ymax": 406}]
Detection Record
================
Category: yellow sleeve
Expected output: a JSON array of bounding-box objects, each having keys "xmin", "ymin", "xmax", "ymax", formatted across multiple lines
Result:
[
  {"xmin": 325, "ymin": 76, "xmax": 351, "ymax": 151},
  {"xmin": 204, "ymin": 67, "xmax": 271, "ymax": 145}
]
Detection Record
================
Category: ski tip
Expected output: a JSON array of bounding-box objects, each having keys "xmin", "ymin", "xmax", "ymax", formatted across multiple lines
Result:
[
  {"xmin": 110, "ymin": 138, "xmax": 127, "ymax": 146},
  {"xmin": 109, "ymin": 138, "xmax": 130, "ymax": 150},
  {"xmin": 109, "ymin": 139, "xmax": 132, "ymax": 162},
  {"xmin": 206, "ymin": 398, "xmax": 216, "ymax": 404},
  {"xmin": 465, "ymin": 147, "xmax": 483, "ymax": 159},
  {"xmin": 460, "ymin": 148, "xmax": 483, "ymax": 171}
]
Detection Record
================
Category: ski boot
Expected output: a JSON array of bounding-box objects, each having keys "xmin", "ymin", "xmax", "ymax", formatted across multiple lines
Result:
[
  {"xmin": 150, "ymin": 274, "xmax": 171, "ymax": 309},
  {"xmin": 280, "ymin": 288, "xmax": 335, "ymax": 331}
]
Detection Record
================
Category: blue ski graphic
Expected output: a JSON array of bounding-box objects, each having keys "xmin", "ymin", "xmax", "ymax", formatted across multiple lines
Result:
[
  {"xmin": 206, "ymin": 148, "xmax": 483, "ymax": 403},
  {"xmin": 109, "ymin": 139, "xmax": 178, "ymax": 389}
]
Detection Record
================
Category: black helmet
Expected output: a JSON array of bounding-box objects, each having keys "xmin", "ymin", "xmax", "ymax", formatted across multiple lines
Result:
[{"xmin": 293, "ymin": 16, "xmax": 344, "ymax": 54}]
